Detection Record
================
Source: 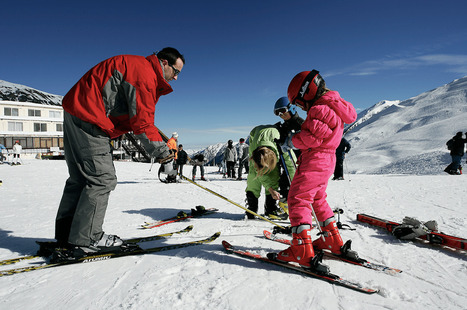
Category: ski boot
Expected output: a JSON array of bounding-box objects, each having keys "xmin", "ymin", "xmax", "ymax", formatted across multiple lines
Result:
[
  {"xmin": 312, "ymin": 217, "xmax": 344, "ymax": 255},
  {"xmin": 264, "ymin": 194, "xmax": 288, "ymax": 220},
  {"xmin": 278, "ymin": 198, "xmax": 289, "ymax": 215},
  {"xmin": 177, "ymin": 211, "xmax": 188, "ymax": 218},
  {"xmin": 245, "ymin": 191, "xmax": 258, "ymax": 219},
  {"xmin": 273, "ymin": 225, "xmax": 292, "ymax": 235},
  {"xmin": 265, "ymin": 210, "xmax": 289, "ymax": 221},
  {"xmin": 191, "ymin": 205, "xmax": 206, "ymax": 216},
  {"xmin": 271, "ymin": 224, "xmax": 330, "ymax": 273}
]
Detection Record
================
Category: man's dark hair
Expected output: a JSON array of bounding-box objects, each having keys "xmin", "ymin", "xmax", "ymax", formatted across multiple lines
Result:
[
  {"xmin": 239, "ymin": 138, "xmax": 245, "ymax": 143},
  {"xmin": 157, "ymin": 47, "xmax": 185, "ymax": 65}
]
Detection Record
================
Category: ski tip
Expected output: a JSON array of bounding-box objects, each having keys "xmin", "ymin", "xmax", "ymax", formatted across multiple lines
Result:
[
  {"xmin": 222, "ymin": 240, "xmax": 234, "ymax": 252},
  {"xmin": 263, "ymin": 230, "xmax": 272, "ymax": 238}
]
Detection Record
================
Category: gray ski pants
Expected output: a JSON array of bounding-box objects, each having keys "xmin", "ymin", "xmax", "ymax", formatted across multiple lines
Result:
[{"xmin": 55, "ymin": 111, "xmax": 117, "ymax": 246}]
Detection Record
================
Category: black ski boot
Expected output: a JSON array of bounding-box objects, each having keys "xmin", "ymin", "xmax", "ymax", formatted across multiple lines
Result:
[
  {"xmin": 191, "ymin": 205, "xmax": 206, "ymax": 216},
  {"xmin": 245, "ymin": 191, "xmax": 258, "ymax": 219}
]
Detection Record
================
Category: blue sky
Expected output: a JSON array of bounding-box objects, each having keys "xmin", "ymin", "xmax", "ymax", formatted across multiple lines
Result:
[{"xmin": 2, "ymin": 0, "xmax": 467, "ymax": 149}]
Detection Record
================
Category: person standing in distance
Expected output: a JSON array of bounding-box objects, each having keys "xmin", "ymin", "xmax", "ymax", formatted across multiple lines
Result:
[{"xmin": 54, "ymin": 47, "xmax": 185, "ymax": 258}]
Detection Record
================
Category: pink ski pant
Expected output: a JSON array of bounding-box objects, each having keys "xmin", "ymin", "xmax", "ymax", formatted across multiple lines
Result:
[{"xmin": 288, "ymin": 151, "xmax": 336, "ymax": 227}]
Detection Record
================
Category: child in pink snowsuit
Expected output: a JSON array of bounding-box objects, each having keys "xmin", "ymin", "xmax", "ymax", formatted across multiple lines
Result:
[{"xmin": 276, "ymin": 70, "xmax": 357, "ymax": 268}]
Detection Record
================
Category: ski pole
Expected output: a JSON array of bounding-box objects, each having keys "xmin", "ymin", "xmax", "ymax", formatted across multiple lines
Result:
[
  {"xmin": 274, "ymin": 139, "xmax": 292, "ymax": 185},
  {"xmin": 180, "ymin": 175, "xmax": 285, "ymax": 229},
  {"xmin": 287, "ymin": 150, "xmax": 297, "ymax": 170},
  {"xmin": 149, "ymin": 157, "xmax": 155, "ymax": 172}
]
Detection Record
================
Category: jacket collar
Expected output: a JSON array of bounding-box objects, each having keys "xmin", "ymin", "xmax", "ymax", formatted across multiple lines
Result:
[{"xmin": 146, "ymin": 54, "xmax": 173, "ymax": 96}]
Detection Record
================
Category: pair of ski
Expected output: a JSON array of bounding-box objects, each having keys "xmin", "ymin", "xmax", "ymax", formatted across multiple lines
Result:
[
  {"xmin": 1, "ymin": 226, "xmax": 220, "ymax": 277},
  {"xmin": 357, "ymin": 213, "xmax": 466, "ymax": 251},
  {"xmin": 141, "ymin": 207, "xmax": 219, "ymax": 229},
  {"xmin": 223, "ymin": 231, "xmax": 402, "ymax": 294}
]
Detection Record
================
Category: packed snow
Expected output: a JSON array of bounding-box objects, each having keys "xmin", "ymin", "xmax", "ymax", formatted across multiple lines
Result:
[{"xmin": 0, "ymin": 159, "xmax": 466, "ymax": 310}]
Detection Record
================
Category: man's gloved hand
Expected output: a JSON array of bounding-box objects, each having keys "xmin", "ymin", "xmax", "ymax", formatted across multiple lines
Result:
[
  {"xmin": 151, "ymin": 141, "xmax": 173, "ymax": 163},
  {"xmin": 281, "ymin": 132, "xmax": 296, "ymax": 153},
  {"xmin": 162, "ymin": 160, "xmax": 177, "ymax": 177}
]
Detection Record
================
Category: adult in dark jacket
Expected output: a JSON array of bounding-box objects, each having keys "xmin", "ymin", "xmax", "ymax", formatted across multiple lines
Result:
[
  {"xmin": 333, "ymin": 137, "xmax": 351, "ymax": 180},
  {"xmin": 444, "ymin": 132, "xmax": 467, "ymax": 175},
  {"xmin": 176, "ymin": 144, "xmax": 188, "ymax": 176},
  {"xmin": 224, "ymin": 139, "xmax": 237, "ymax": 178},
  {"xmin": 55, "ymin": 47, "xmax": 185, "ymax": 257}
]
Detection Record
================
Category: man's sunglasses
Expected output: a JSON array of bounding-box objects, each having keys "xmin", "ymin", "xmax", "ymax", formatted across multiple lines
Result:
[
  {"xmin": 169, "ymin": 64, "xmax": 180, "ymax": 76},
  {"xmin": 274, "ymin": 108, "xmax": 289, "ymax": 116}
]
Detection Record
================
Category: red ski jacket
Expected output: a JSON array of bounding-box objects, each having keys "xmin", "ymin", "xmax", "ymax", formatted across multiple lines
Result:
[{"xmin": 62, "ymin": 54, "xmax": 172, "ymax": 141}]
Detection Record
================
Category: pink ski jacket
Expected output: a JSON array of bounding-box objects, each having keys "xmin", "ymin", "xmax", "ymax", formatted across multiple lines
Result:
[{"xmin": 292, "ymin": 91, "xmax": 357, "ymax": 153}]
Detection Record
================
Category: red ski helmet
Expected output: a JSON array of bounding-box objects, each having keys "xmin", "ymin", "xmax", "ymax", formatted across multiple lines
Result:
[{"xmin": 287, "ymin": 70, "xmax": 323, "ymax": 109}]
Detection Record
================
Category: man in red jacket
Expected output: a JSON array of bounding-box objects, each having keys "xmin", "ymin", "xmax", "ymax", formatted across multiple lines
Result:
[{"xmin": 54, "ymin": 47, "xmax": 185, "ymax": 259}]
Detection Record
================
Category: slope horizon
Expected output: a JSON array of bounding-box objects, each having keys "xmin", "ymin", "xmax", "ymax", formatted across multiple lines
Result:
[{"xmin": 1, "ymin": 76, "xmax": 467, "ymax": 176}]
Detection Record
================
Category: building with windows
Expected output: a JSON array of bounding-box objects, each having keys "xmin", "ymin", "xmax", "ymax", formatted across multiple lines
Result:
[{"xmin": 0, "ymin": 101, "xmax": 64, "ymax": 154}]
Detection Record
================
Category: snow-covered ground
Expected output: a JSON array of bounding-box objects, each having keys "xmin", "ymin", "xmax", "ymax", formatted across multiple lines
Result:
[{"xmin": 0, "ymin": 159, "xmax": 466, "ymax": 309}]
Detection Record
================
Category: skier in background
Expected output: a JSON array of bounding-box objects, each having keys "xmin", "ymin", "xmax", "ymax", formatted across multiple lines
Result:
[
  {"xmin": 236, "ymin": 138, "xmax": 249, "ymax": 180},
  {"xmin": 167, "ymin": 132, "xmax": 179, "ymax": 160},
  {"xmin": 333, "ymin": 137, "xmax": 351, "ymax": 180},
  {"xmin": 12, "ymin": 141, "xmax": 22, "ymax": 165},
  {"xmin": 273, "ymin": 70, "xmax": 357, "ymax": 270},
  {"xmin": 191, "ymin": 153, "xmax": 206, "ymax": 181},
  {"xmin": 224, "ymin": 139, "xmax": 237, "ymax": 178},
  {"xmin": 0, "ymin": 143, "xmax": 7, "ymax": 164},
  {"xmin": 176, "ymin": 144, "xmax": 188, "ymax": 176},
  {"xmin": 444, "ymin": 131, "xmax": 467, "ymax": 175}
]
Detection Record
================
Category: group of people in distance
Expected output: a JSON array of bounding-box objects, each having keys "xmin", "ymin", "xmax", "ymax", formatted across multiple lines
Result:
[{"xmin": 50, "ymin": 47, "xmax": 358, "ymax": 270}]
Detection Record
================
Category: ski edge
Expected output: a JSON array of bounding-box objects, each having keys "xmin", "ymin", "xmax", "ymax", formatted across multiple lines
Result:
[
  {"xmin": 221, "ymin": 240, "xmax": 379, "ymax": 295},
  {"xmin": 0, "ymin": 232, "xmax": 221, "ymax": 277}
]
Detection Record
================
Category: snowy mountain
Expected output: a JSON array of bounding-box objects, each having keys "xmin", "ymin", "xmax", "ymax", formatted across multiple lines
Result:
[
  {"xmin": 193, "ymin": 76, "xmax": 467, "ymax": 175},
  {"xmin": 0, "ymin": 80, "xmax": 63, "ymax": 106},
  {"xmin": 344, "ymin": 76, "xmax": 467, "ymax": 175},
  {"xmin": 187, "ymin": 142, "xmax": 237, "ymax": 166}
]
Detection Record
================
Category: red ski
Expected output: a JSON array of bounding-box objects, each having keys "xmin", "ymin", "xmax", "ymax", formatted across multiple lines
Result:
[
  {"xmin": 357, "ymin": 214, "xmax": 466, "ymax": 251},
  {"xmin": 222, "ymin": 240, "xmax": 379, "ymax": 294},
  {"xmin": 141, "ymin": 207, "xmax": 218, "ymax": 229}
]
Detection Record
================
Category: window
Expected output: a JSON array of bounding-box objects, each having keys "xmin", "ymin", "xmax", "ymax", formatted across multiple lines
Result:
[
  {"xmin": 34, "ymin": 123, "xmax": 47, "ymax": 132},
  {"xmin": 4, "ymin": 107, "xmax": 19, "ymax": 116},
  {"xmin": 8, "ymin": 122, "xmax": 23, "ymax": 131},
  {"xmin": 49, "ymin": 110, "xmax": 62, "ymax": 118},
  {"xmin": 56, "ymin": 123, "xmax": 63, "ymax": 131},
  {"xmin": 28, "ymin": 109, "xmax": 41, "ymax": 117}
]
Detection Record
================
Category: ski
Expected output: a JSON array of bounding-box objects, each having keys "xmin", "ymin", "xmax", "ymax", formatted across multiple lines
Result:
[
  {"xmin": 141, "ymin": 208, "xmax": 218, "ymax": 229},
  {"xmin": 263, "ymin": 230, "xmax": 401, "ymax": 275},
  {"xmin": 0, "ymin": 225, "xmax": 194, "ymax": 266},
  {"xmin": 222, "ymin": 240, "xmax": 378, "ymax": 294},
  {"xmin": 357, "ymin": 214, "xmax": 466, "ymax": 251},
  {"xmin": 0, "ymin": 232, "xmax": 220, "ymax": 277}
]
